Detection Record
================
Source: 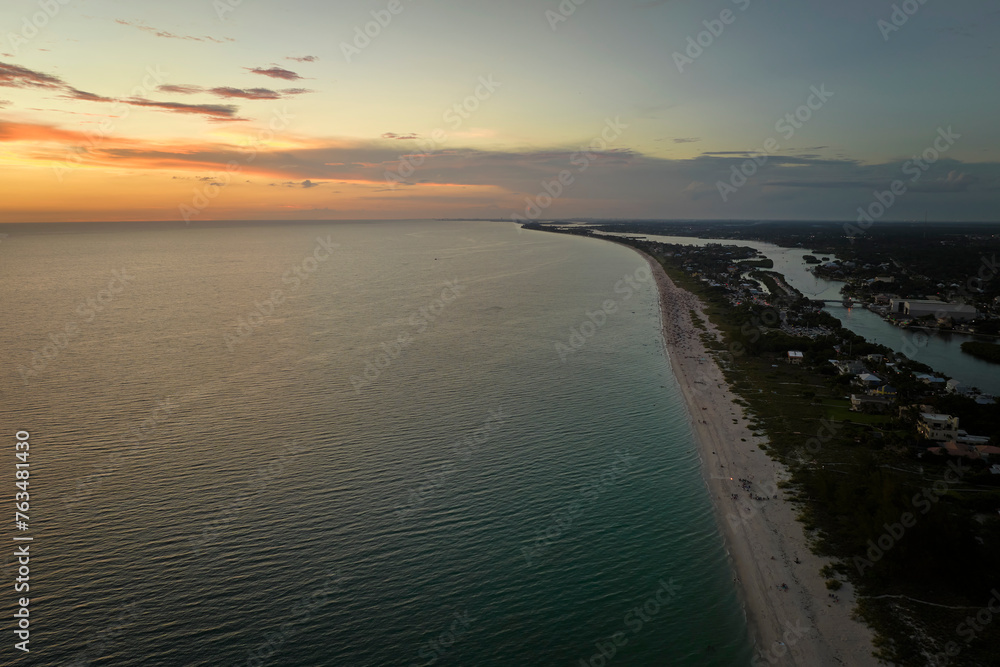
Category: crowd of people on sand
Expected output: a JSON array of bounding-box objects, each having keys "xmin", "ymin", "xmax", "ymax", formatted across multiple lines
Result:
[{"xmin": 732, "ymin": 477, "xmax": 778, "ymax": 503}]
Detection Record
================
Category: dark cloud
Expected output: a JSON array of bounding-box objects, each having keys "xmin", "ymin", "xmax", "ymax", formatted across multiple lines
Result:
[
  {"xmin": 287, "ymin": 55, "xmax": 318, "ymax": 62},
  {"xmin": 673, "ymin": 137, "xmax": 701, "ymax": 144},
  {"xmin": 765, "ymin": 180, "xmax": 879, "ymax": 190},
  {"xmin": 158, "ymin": 84, "xmax": 205, "ymax": 94},
  {"xmin": 246, "ymin": 66, "xmax": 302, "ymax": 81},
  {"xmin": 210, "ymin": 86, "xmax": 311, "ymax": 99},
  {"xmin": 126, "ymin": 99, "xmax": 245, "ymax": 121},
  {"xmin": 210, "ymin": 87, "xmax": 283, "ymax": 100},
  {"xmin": 274, "ymin": 180, "xmax": 323, "ymax": 188},
  {"xmin": 158, "ymin": 85, "xmax": 312, "ymax": 100},
  {"xmin": 47, "ymin": 129, "xmax": 1000, "ymax": 220},
  {"xmin": 115, "ymin": 19, "xmax": 233, "ymax": 43},
  {"xmin": 0, "ymin": 61, "xmax": 65, "ymax": 89},
  {"xmin": 61, "ymin": 88, "xmax": 114, "ymax": 103},
  {"xmin": 0, "ymin": 62, "xmax": 246, "ymax": 121},
  {"xmin": 696, "ymin": 152, "xmax": 851, "ymax": 167}
]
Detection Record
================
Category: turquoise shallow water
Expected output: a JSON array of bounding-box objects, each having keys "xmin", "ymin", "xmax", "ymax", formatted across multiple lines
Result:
[{"xmin": 0, "ymin": 221, "xmax": 752, "ymax": 665}]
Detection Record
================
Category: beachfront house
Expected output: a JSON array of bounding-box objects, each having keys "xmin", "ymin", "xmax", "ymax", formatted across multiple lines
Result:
[
  {"xmin": 787, "ymin": 350, "xmax": 804, "ymax": 365},
  {"xmin": 833, "ymin": 359, "xmax": 866, "ymax": 375},
  {"xmin": 918, "ymin": 413, "xmax": 961, "ymax": 442},
  {"xmin": 856, "ymin": 373, "xmax": 882, "ymax": 387},
  {"xmin": 915, "ymin": 373, "xmax": 947, "ymax": 388}
]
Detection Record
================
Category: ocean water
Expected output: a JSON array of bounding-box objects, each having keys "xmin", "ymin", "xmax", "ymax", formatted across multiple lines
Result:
[{"xmin": 0, "ymin": 221, "xmax": 752, "ymax": 666}]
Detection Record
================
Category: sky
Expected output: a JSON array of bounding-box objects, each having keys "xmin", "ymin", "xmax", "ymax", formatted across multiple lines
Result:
[{"xmin": 1, "ymin": 0, "xmax": 999, "ymax": 222}]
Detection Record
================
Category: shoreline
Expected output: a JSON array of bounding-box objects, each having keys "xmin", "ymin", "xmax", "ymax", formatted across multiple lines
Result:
[{"xmin": 627, "ymin": 244, "xmax": 881, "ymax": 666}]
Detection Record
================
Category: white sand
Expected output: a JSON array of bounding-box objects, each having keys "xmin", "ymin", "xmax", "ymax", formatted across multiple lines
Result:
[{"xmin": 633, "ymin": 246, "xmax": 881, "ymax": 666}]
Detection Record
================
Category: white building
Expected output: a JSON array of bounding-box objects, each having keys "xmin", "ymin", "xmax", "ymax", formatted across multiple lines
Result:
[
  {"xmin": 889, "ymin": 299, "xmax": 978, "ymax": 321},
  {"xmin": 918, "ymin": 413, "xmax": 960, "ymax": 442}
]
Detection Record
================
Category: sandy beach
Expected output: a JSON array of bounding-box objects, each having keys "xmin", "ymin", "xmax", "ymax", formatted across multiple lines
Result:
[{"xmin": 632, "ymin": 246, "xmax": 881, "ymax": 666}]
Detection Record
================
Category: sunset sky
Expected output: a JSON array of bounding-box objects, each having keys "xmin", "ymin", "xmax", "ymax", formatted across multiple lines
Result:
[{"xmin": 2, "ymin": 0, "xmax": 998, "ymax": 222}]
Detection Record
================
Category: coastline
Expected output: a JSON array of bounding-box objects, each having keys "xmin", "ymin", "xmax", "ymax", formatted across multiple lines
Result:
[{"xmin": 628, "ymin": 244, "xmax": 881, "ymax": 666}]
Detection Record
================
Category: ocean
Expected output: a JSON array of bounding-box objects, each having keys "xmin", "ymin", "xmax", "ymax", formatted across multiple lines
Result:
[{"xmin": 0, "ymin": 220, "xmax": 752, "ymax": 666}]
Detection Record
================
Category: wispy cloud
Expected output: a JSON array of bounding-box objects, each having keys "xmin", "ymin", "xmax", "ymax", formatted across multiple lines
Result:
[
  {"xmin": 126, "ymin": 99, "xmax": 244, "ymax": 121},
  {"xmin": 382, "ymin": 132, "xmax": 419, "ymax": 140},
  {"xmin": 287, "ymin": 55, "xmax": 318, "ymax": 63},
  {"xmin": 246, "ymin": 66, "xmax": 303, "ymax": 81},
  {"xmin": 115, "ymin": 19, "xmax": 234, "ymax": 43},
  {"xmin": 61, "ymin": 88, "xmax": 114, "ymax": 103},
  {"xmin": 156, "ymin": 84, "xmax": 312, "ymax": 100},
  {"xmin": 271, "ymin": 180, "xmax": 325, "ymax": 188},
  {"xmin": 158, "ymin": 84, "xmax": 205, "ymax": 95},
  {"xmin": 209, "ymin": 87, "xmax": 283, "ymax": 100},
  {"xmin": 0, "ymin": 61, "xmax": 64, "ymax": 89},
  {"xmin": 673, "ymin": 137, "xmax": 701, "ymax": 144},
  {"xmin": 0, "ymin": 61, "xmax": 246, "ymax": 122}
]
